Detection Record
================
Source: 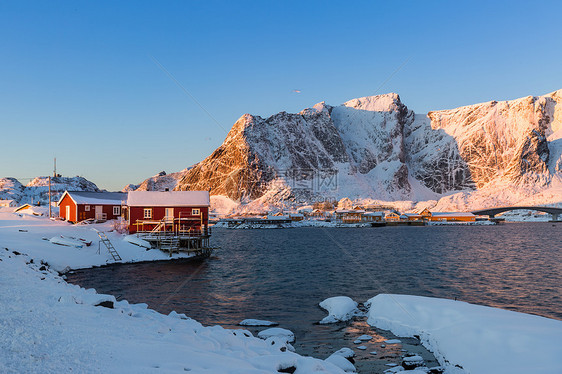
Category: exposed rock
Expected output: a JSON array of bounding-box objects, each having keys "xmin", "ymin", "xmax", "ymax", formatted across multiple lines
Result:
[
  {"xmin": 401, "ymin": 354, "xmax": 424, "ymax": 370},
  {"xmin": 95, "ymin": 300, "xmax": 114, "ymax": 309}
]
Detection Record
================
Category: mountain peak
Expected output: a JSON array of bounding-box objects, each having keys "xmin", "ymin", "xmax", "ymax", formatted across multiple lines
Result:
[{"xmin": 342, "ymin": 93, "xmax": 402, "ymax": 112}]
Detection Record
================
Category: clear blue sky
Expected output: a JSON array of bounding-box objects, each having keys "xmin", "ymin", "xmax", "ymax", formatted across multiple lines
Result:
[{"xmin": 1, "ymin": 1, "xmax": 561, "ymax": 191}]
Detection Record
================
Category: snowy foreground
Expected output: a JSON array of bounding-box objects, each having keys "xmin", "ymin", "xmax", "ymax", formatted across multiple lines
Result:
[
  {"xmin": 367, "ymin": 294, "xmax": 562, "ymax": 374},
  {"xmin": 0, "ymin": 252, "xmax": 346, "ymax": 373},
  {"xmin": 2, "ymin": 209, "xmax": 562, "ymax": 373}
]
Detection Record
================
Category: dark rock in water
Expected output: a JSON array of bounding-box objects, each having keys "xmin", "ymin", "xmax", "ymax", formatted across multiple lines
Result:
[
  {"xmin": 277, "ymin": 365, "xmax": 296, "ymax": 373},
  {"xmin": 402, "ymin": 354, "xmax": 424, "ymax": 370},
  {"xmin": 95, "ymin": 300, "xmax": 114, "ymax": 309},
  {"xmin": 12, "ymin": 251, "xmax": 21, "ymax": 256}
]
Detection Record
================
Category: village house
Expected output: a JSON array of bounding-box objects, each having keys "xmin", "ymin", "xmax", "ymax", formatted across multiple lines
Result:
[
  {"xmin": 127, "ymin": 190, "xmax": 210, "ymax": 235},
  {"xmin": 310, "ymin": 209, "xmax": 325, "ymax": 218},
  {"xmin": 289, "ymin": 213, "xmax": 304, "ymax": 221},
  {"xmin": 384, "ymin": 212, "xmax": 401, "ymax": 222},
  {"xmin": 58, "ymin": 191, "xmax": 126, "ymax": 223},
  {"xmin": 334, "ymin": 208, "xmax": 366, "ymax": 223},
  {"xmin": 400, "ymin": 212, "xmax": 423, "ymax": 222},
  {"xmin": 362, "ymin": 211, "xmax": 385, "ymax": 222},
  {"xmin": 0, "ymin": 199, "xmax": 17, "ymax": 208}
]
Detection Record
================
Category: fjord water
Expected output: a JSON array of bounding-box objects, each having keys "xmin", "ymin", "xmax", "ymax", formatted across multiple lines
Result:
[{"xmin": 67, "ymin": 223, "xmax": 561, "ymax": 364}]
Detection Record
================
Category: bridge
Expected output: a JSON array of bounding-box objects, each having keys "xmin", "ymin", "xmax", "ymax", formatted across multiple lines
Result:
[{"xmin": 472, "ymin": 206, "xmax": 562, "ymax": 221}]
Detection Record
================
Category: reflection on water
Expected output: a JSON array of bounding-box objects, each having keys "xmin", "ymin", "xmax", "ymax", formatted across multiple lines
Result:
[{"xmin": 67, "ymin": 223, "xmax": 562, "ymax": 369}]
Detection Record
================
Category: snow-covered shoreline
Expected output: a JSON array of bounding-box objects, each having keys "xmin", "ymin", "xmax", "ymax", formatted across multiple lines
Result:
[
  {"xmin": 3, "ymin": 209, "xmax": 561, "ymax": 373},
  {"xmin": 366, "ymin": 294, "xmax": 562, "ymax": 374},
  {"xmin": 0, "ymin": 250, "xmax": 346, "ymax": 373}
]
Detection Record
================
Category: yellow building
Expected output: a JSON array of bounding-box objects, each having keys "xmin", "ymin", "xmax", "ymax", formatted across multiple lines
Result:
[
  {"xmin": 384, "ymin": 212, "xmax": 400, "ymax": 222},
  {"xmin": 334, "ymin": 209, "xmax": 365, "ymax": 223},
  {"xmin": 420, "ymin": 208, "xmax": 476, "ymax": 222}
]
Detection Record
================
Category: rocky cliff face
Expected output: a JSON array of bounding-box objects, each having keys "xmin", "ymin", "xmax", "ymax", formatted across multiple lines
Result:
[
  {"xmin": 425, "ymin": 92, "xmax": 560, "ymax": 188},
  {"xmin": 156, "ymin": 90, "xmax": 562, "ymax": 206},
  {"xmin": 175, "ymin": 94, "xmax": 419, "ymax": 201}
]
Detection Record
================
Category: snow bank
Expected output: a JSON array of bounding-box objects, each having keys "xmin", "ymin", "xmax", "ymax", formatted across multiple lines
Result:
[
  {"xmin": 324, "ymin": 354, "xmax": 356, "ymax": 372},
  {"xmin": 0, "ymin": 251, "xmax": 344, "ymax": 373},
  {"xmin": 366, "ymin": 294, "xmax": 562, "ymax": 373},
  {"xmin": 319, "ymin": 296, "xmax": 359, "ymax": 324},
  {"xmin": 257, "ymin": 327, "xmax": 295, "ymax": 343}
]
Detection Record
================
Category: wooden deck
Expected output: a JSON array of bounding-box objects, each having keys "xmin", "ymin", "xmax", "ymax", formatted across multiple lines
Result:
[{"xmin": 132, "ymin": 216, "xmax": 214, "ymax": 256}]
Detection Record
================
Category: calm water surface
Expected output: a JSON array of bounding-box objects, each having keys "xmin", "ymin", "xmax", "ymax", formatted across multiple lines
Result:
[{"xmin": 67, "ymin": 223, "xmax": 562, "ymax": 370}]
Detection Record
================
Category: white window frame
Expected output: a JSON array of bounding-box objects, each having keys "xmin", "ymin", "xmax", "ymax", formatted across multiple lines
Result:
[
  {"xmin": 85, "ymin": 205, "xmax": 90, "ymax": 212},
  {"xmin": 192, "ymin": 208, "xmax": 200, "ymax": 215},
  {"xmin": 113, "ymin": 206, "xmax": 120, "ymax": 216},
  {"xmin": 143, "ymin": 208, "xmax": 152, "ymax": 219}
]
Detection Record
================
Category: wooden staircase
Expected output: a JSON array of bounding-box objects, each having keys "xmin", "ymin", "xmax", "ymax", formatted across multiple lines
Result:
[
  {"xmin": 158, "ymin": 236, "xmax": 180, "ymax": 255},
  {"xmin": 96, "ymin": 231, "xmax": 122, "ymax": 261}
]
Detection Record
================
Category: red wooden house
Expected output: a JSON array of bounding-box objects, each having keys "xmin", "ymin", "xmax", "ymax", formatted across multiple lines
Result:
[
  {"xmin": 126, "ymin": 191, "xmax": 210, "ymax": 235},
  {"xmin": 58, "ymin": 191, "xmax": 126, "ymax": 223}
]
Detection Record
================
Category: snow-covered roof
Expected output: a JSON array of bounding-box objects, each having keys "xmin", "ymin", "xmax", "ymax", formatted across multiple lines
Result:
[
  {"xmin": 431, "ymin": 212, "xmax": 475, "ymax": 217},
  {"xmin": 127, "ymin": 191, "xmax": 210, "ymax": 207},
  {"xmin": 266, "ymin": 215, "xmax": 291, "ymax": 220},
  {"xmin": 335, "ymin": 209, "xmax": 364, "ymax": 213},
  {"xmin": 58, "ymin": 191, "xmax": 126, "ymax": 206},
  {"xmin": 364, "ymin": 212, "xmax": 384, "ymax": 216},
  {"xmin": 403, "ymin": 213, "xmax": 422, "ymax": 217}
]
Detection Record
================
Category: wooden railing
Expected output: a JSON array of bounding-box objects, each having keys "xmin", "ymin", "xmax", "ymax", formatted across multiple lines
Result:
[{"xmin": 133, "ymin": 217, "xmax": 210, "ymax": 237}]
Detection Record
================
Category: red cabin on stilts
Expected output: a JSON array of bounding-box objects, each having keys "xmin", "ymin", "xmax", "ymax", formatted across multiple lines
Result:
[{"xmin": 126, "ymin": 190, "xmax": 210, "ymax": 236}]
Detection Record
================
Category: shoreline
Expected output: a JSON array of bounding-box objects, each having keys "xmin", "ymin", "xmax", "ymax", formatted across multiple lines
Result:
[{"xmin": 0, "ymin": 249, "xmax": 345, "ymax": 373}]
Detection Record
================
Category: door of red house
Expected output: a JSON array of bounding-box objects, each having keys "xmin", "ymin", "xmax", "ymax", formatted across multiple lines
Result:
[
  {"xmin": 95, "ymin": 206, "xmax": 103, "ymax": 220},
  {"xmin": 66, "ymin": 205, "xmax": 70, "ymax": 220},
  {"xmin": 165, "ymin": 208, "xmax": 174, "ymax": 222}
]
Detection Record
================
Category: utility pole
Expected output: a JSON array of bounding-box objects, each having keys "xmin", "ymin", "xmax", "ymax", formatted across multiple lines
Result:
[{"xmin": 48, "ymin": 176, "xmax": 52, "ymax": 218}]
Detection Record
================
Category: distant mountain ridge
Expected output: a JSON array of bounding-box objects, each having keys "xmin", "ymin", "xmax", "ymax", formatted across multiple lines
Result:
[
  {"xmin": 0, "ymin": 176, "xmax": 100, "ymax": 205},
  {"xmin": 149, "ymin": 89, "xmax": 559, "ymax": 211}
]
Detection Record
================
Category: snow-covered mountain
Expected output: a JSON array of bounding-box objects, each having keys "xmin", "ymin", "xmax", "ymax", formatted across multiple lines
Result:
[
  {"xmin": 0, "ymin": 178, "xmax": 25, "ymax": 203},
  {"xmin": 128, "ymin": 89, "xmax": 562, "ymax": 212},
  {"xmin": 175, "ymin": 94, "xmax": 423, "ymax": 203},
  {"xmin": 123, "ymin": 168, "xmax": 193, "ymax": 192},
  {"xmin": 0, "ymin": 176, "xmax": 100, "ymax": 205}
]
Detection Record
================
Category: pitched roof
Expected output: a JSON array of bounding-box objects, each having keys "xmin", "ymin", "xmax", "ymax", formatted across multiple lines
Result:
[
  {"xmin": 58, "ymin": 191, "xmax": 126, "ymax": 206},
  {"xmin": 364, "ymin": 211, "xmax": 384, "ymax": 216},
  {"xmin": 127, "ymin": 191, "xmax": 210, "ymax": 207},
  {"xmin": 431, "ymin": 212, "xmax": 475, "ymax": 217}
]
